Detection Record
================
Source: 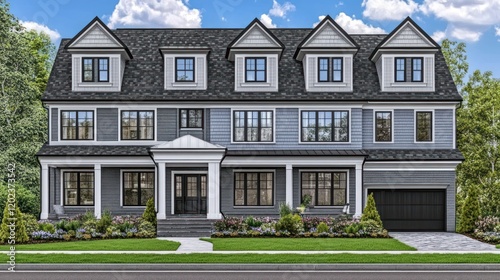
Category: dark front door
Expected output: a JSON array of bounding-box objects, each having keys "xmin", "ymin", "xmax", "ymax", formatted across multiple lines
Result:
[
  {"xmin": 369, "ymin": 189, "xmax": 446, "ymax": 231},
  {"xmin": 175, "ymin": 174, "xmax": 207, "ymax": 214}
]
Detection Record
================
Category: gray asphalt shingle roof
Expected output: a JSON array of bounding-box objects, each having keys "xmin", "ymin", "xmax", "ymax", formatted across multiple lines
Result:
[
  {"xmin": 43, "ymin": 28, "xmax": 461, "ymax": 102},
  {"xmin": 36, "ymin": 144, "xmax": 463, "ymax": 161}
]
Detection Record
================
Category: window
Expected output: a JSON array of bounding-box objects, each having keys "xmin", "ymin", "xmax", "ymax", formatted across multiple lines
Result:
[
  {"xmin": 245, "ymin": 57, "xmax": 266, "ymax": 82},
  {"xmin": 301, "ymin": 172, "xmax": 346, "ymax": 206},
  {"xmin": 233, "ymin": 111, "xmax": 273, "ymax": 142},
  {"xmin": 412, "ymin": 58, "xmax": 423, "ymax": 82},
  {"xmin": 375, "ymin": 111, "xmax": 392, "ymax": 142},
  {"xmin": 234, "ymin": 172, "xmax": 273, "ymax": 206},
  {"xmin": 416, "ymin": 111, "xmax": 432, "ymax": 142},
  {"xmin": 318, "ymin": 57, "xmax": 343, "ymax": 82},
  {"xmin": 180, "ymin": 109, "xmax": 203, "ymax": 128},
  {"xmin": 121, "ymin": 111, "xmax": 154, "ymax": 140},
  {"xmin": 301, "ymin": 111, "xmax": 349, "ymax": 142},
  {"xmin": 123, "ymin": 172, "xmax": 154, "ymax": 206},
  {"xmin": 63, "ymin": 172, "xmax": 94, "ymax": 206},
  {"xmin": 82, "ymin": 58, "xmax": 109, "ymax": 82},
  {"xmin": 61, "ymin": 111, "xmax": 94, "ymax": 140},
  {"xmin": 395, "ymin": 58, "xmax": 406, "ymax": 82},
  {"xmin": 175, "ymin": 58, "xmax": 195, "ymax": 82}
]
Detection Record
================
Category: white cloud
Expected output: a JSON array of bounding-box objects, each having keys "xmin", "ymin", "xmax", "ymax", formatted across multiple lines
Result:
[
  {"xmin": 312, "ymin": 15, "xmax": 326, "ymax": 28},
  {"xmin": 421, "ymin": 0, "xmax": 500, "ymax": 42},
  {"xmin": 431, "ymin": 30, "xmax": 446, "ymax": 42},
  {"xmin": 496, "ymin": 26, "xmax": 500, "ymax": 37},
  {"xmin": 260, "ymin": 14, "xmax": 276, "ymax": 28},
  {"xmin": 334, "ymin": 13, "xmax": 386, "ymax": 34},
  {"xmin": 108, "ymin": 0, "xmax": 201, "ymax": 29},
  {"xmin": 269, "ymin": 0, "xmax": 295, "ymax": 18},
  {"xmin": 20, "ymin": 21, "xmax": 61, "ymax": 41},
  {"xmin": 362, "ymin": 0, "xmax": 418, "ymax": 21}
]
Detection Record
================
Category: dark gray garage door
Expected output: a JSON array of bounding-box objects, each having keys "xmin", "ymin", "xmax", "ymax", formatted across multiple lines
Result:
[{"xmin": 369, "ymin": 189, "xmax": 445, "ymax": 231}]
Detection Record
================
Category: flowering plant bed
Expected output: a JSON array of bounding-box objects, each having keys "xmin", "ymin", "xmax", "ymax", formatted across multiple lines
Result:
[{"xmin": 211, "ymin": 215, "xmax": 388, "ymax": 238}]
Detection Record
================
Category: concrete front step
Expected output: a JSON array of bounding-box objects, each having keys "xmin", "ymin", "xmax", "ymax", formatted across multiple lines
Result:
[{"xmin": 157, "ymin": 218, "xmax": 213, "ymax": 237}]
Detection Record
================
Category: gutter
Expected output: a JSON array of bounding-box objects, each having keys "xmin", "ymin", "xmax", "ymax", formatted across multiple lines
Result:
[{"xmin": 218, "ymin": 149, "xmax": 228, "ymax": 220}]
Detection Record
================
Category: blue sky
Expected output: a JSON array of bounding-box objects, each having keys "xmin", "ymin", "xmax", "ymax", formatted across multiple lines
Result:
[{"xmin": 9, "ymin": 0, "xmax": 500, "ymax": 78}]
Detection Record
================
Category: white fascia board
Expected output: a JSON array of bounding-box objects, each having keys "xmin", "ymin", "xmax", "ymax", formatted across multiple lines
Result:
[
  {"xmin": 222, "ymin": 156, "xmax": 365, "ymax": 167},
  {"xmin": 363, "ymin": 161, "xmax": 462, "ymax": 171},
  {"xmin": 39, "ymin": 156, "xmax": 154, "ymax": 167},
  {"xmin": 151, "ymin": 150, "xmax": 225, "ymax": 163}
]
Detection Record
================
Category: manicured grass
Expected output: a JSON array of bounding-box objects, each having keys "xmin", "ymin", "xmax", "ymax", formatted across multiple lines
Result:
[
  {"xmin": 497, "ymin": 244, "xmax": 500, "ymax": 249},
  {"xmin": 201, "ymin": 238, "xmax": 416, "ymax": 251},
  {"xmin": 7, "ymin": 253, "xmax": 500, "ymax": 264},
  {"xmin": 0, "ymin": 239, "xmax": 179, "ymax": 251}
]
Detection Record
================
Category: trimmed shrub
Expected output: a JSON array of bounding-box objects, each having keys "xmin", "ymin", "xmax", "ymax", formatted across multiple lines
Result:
[
  {"xmin": 137, "ymin": 220, "xmax": 156, "ymax": 238},
  {"xmin": 458, "ymin": 186, "xmax": 481, "ymax": 233},
  {"xmin": 279, "ymin": 202, "xmax": 293, "ymax": 217},
  {"xmin": 316, "ymin": 222, "xmax": 329, "ymax": 233},
  {"xmin": 142, "ymin": 198, "xmax": 157, "ymax": 228},
  {"xmin": 38, "ymin": 221, "xmax": 55, "ymax": 233},
  {"xmin": 0, "ymin": 184, "xmax": 39, "ymax": 217},
  {"xmin": 0, "ymin": 201, "xmax": 29, "ymax": 244},
  {"xmin": 23, "ymin": 213, "xmax": 39, "ymax": 235},
  {"xmin": 275, "ymin": 214, "xmax": 303, "ymax": 235},
  {"xmin": 96, "ymin": 210, "xmax": 112, "ymax": 233},
  {"xmin": 361, "ymin": 193, "xmax": 383, "ymax": 227},
  {"xmin": 244, "ymin": 216, "xmax": 262, "ymax": 228}
]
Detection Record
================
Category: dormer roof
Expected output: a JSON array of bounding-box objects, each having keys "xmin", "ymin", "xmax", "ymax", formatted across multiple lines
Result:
[
  {"xmin": 65, "ymin": 17, "xmax": 133, "ymax": 60},
  {"xmin": 369, "ymin": 17, "xmax": 439, "ymax": 61},
  {"xmin": 226, "ymin": 18, "xmax": 285, "ymax": 61},
  {"xmin": 294, "ymin": 15, "xmax": 359, "ymax": 60}
]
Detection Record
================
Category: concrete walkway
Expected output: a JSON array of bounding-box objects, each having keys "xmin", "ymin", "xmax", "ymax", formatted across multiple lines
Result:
[
  {"xmin": 390, "ymin": 232, "xmax": 498, "ymax": 251},
  {"xmin": 4, "ymin": 250, "xmax": 500, "ymax": 254},
  {"xmin": 158, "ymin": 237, "xmax": 213, "ymax": 252}
]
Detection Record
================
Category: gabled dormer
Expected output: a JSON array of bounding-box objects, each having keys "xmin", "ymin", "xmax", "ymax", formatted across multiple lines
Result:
[
  {"xmin": 227, "ymin": 18, "xmax": 285, "ymax": 92},
  {"xmin": 160, "ymin": 47, "xmax": 210, "ymax": 91},
  {"xmin": 370, "ymin": 17, "xmax": 440, "ymax": 92},
  {"xmin": 295, "ymin": 15, "xmax": 359, "ymax": 92},
  {"xmin": 65, "ymin": 17, "xmax": 132, "ymax": 92}
]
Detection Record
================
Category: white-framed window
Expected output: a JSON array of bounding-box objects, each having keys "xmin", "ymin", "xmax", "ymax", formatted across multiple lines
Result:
[
  {"xmin": 234, "ymin": 170, "xmax": 275, "ymax": 207},
  {"xmin": 415, "ymin": 110, "xmax": 433, "ymax": 142},
  {"xmin": 374, "ymin": 110, "xmax": 393, "ymax": 143},
  {"xmin": 232, "ymin": 110, "xmax": 274, "ymax": 143},
  {"xmin": 121, "ymin": 171, "xmax": 155, "ymax": 206},
  {"xmin": 300, "ymin": 170, "xmax": 348, "ymax": 207}
]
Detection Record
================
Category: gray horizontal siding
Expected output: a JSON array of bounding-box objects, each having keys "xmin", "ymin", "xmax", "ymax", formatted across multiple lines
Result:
[
  {"xmin": 51, "ymin": 108, "xmax": 58, "ymax": 142},
  {"xmin": 362, "ymin": 109, "xmax": 453, "ymax": 149},
  {"xmin": 157, "ymin": 108, "xmax": 177, "ymax": 141},
  {"xmin": 210, "ymin": 108, "xmax": 362, "ymax": 150},
  {"xmin": 179, "ymin": 129, "xmax": 204, "ymax": 139},
  {"xmin": 363, "ymin": 170, "xmax": 456, "ymax": 232},
  {"xmin": 97, "ymin": 108, "xmax": 118, "ymax": 141},
  {"xmin": 293, "ymin": 168, "xmax": 355, "ymax": 216},
  {"xmin": 220, "ymin": 168, "xmax": 285, "ymax": 216}
]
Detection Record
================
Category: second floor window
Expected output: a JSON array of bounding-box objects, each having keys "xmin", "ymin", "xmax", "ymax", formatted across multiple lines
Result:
[
  {"xmin": 61, "ymin": 111, "xmax": 94, "ymax": 140},
  {"xmin": 233, "ymin": 110, "xmax": 273, "ymax": 142},
  {"xmin": 375, "ymin": 111, "xmax": 392, "ymax": 142},
  {"xmin": 395, "ymin": 58, "xmax": 406, "ymax": 82},
  {"xmin": 301, "ymin": 111, "xmax": 349, "ymax": 142},
  {"xmin": 318, "ymin": 57, "xmax": 343, "ymax": 82},
  {"xmin": 245, "ymin": 57, "xmax": 266, "ymax": 82},
  {"xmin": 180, "ymin": 109, "xmax": 203, "ymax": 128},
  {"xmin": 416, "ymin": 111, "xmax": 432, "ymax": 142},
  {"xmin": 121, "ymin": 111, "xmax": 154, "ymax": 140},
  {"xmin": 175, "ymin": 58, "xmax": 195, "ymax": 82},
  {"xmin": 412, "ymin": 58, "xmax": 423, "ymax": 82},
  {"xmin": 82, "ymin": 58, "xmax": 109, "ymax": 82}
]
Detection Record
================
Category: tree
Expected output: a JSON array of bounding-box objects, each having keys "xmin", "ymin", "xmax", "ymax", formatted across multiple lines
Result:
[
  {"xmin": 457, "ymin": 184, "xmax": 481, "ymax": 233},
  {"xmin": 457, "ymin": 70, "xmax": 500, "ymax": 217},
  {"xmin": 142, "ymin": 198, "xmax": 157, "ymax": 228},
  {"xmin": 441, "ymin": 39, "xmax": 469, "ymax": 91},
  {"xmin": 0, "ymin": 200, "xmax": 29, "ymax": 244},
  {"xmin": 361, "ymin": 193, "xmax": 383, "ymax": 227},
  {"xmin": 0, "ymin": 0, "xmax": 54, "ymax": 193},
  {"xmin": 0, "ymin": 183, "xmax": 39, "ymax": 216}
]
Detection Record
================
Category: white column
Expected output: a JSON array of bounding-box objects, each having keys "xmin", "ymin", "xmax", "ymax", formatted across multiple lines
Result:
[
  {"xmin": 40, "ymin": 164, "xmax": 49, "ymax": 220},
  {"xmin": 157, "ymin": 162, "xmax": 166, "ymax": 219},
  {"xmin": 94, "ymin": 164, "xmax": 101, "ymax": 219},
  {"xmin": 355, "ymin": 163, "xmax": 363, "ymax": 217},
  {"xmin": 285, "ymin": 164, "xmax": 293, "ymax": 207},
  {"xmin": 207, "ymin": 162, "xmax": 222, "ymax": 219}
]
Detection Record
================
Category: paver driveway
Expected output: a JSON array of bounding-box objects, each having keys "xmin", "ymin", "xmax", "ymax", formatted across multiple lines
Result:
[{"xmin": 390, "ymin": 232, "xmax": 498, "ymax": 251}]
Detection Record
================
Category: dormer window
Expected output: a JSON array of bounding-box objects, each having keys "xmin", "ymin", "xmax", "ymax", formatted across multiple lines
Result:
[
  {"xmin": 395, "ymin": 58, "xmax": 406, "ymax": 82},
  {"xmin": 318, "ymin": 57, "xmax": 343, "ymax": 82},
  {"xmin": 82, "ymin": 58, "xmax": 109, "ymax": 82},
  {"xmin": 245, "ymin": 57, "xmax": 266, "ymax": 82},
  {"xmin": 412, "ymin": 58, "xmax": 423, "ymax": 82},
  {"xmin": 175, "ymin": 57, "xmax": 195, "ymax": 82}
]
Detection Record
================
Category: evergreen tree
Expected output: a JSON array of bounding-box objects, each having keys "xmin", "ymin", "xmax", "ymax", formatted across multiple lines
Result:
[
  {"xmin": 0, "ymin": 200, "xmax": 28, "ymax": 244},
  {"xmin": 142, "ymin": 198, "xmax": 157, "ymax": 228},
  {"xmin": 361, "ymin": 193, "xmax": 383, "ymax": 227},
  {"xmin": 458, "ymin": 185, "xmax": 481, "ymax": 233}
]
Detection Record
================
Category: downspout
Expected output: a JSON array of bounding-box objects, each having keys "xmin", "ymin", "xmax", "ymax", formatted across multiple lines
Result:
[
  {"xmin": 147, "ymin": 150, "xmax": 159, "ymax": 215},
  {"xmin": 219, "ymin": 149, "xmax": 227, "ymax": 220},
  {"xmin": 361, "ymin": 155, "xmax": 367, "ymax": 215}
]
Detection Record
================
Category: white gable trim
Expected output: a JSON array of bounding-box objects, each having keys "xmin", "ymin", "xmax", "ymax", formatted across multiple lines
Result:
[
  {"xmin": 381, "ymin": 21, "xmax": 436, "ymax": 49},
  {"xmin": 68, "ymin": 21, "xmax": 123, "ymax": 49},
  {"xmin": 232, "ymin": 23, "xmax": 282, "ymax": 49},
  {"xmin": 152, "ymin": 135, "xmax": 225, "ymax": 150},
  {"xmin": 302, "ymin": 21, "xmax": 357, "ymax": 49}
]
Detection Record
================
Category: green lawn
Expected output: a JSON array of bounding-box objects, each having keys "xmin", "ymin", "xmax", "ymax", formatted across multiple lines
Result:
[
  {"xmin": 1, "ymin": 239, "xmax": 179, "ymax": 251},
  {"xmin": 7, "ymin": 253, "xmax": 500, "ymax": 264},
  {"xmin": 497, "ymin": 244, "xmax": 500, "ymax": 249},
  {"xmin": 201, "ymin": 238, "xmax": 415, "ymax": 251}
]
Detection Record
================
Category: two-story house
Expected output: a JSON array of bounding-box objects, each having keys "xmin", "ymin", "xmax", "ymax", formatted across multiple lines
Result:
[{"xmin": 37, "ymin": 15, "xmax": 463, "ymax": 234}]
